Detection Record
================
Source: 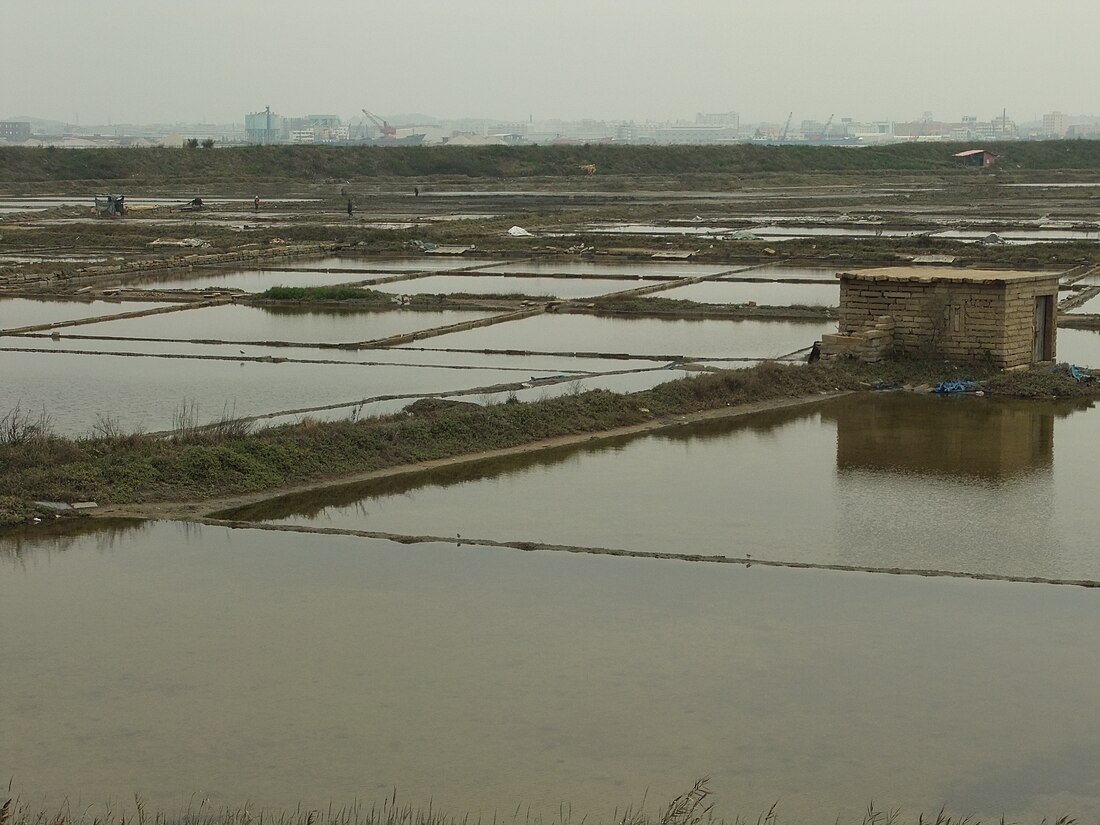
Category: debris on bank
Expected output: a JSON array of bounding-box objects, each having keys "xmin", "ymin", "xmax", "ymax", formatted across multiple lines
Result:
[
  {"xmin": 933, "ymin": 379, "xmax": 979, "ymax": 394},
  {"xmin": 94, "ymin": 194, "xmax": 126, "ymax": 216},
  {"xmin": 147, "ymin": 237, "xmax": 212, "ymax": 249}
]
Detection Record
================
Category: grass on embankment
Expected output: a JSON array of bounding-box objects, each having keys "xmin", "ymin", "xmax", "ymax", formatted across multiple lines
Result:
[
  {"xmin": 255, "ymin": 285, "xmax": 391, "ymax": 302},
  {"xmin": 7, "ymin": 141, "xmax": 1100, "ymax": 184},
  {"xmin": 1, "ymin": 360, "xmax": 1096, "ymax": 528}
]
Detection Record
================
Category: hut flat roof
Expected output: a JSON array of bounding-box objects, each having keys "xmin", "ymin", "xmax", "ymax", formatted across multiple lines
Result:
[{"xmin": 839, "ymin": 267, "xmax": 1059, "ymax": 285}]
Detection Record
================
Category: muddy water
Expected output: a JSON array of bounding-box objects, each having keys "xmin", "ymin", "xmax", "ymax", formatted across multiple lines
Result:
[
  {"xmin": 474, "ymin": 260, "xmax": 735, "ymax": 277},
  {"xmin": 370, "ymin": 274, "xmax": 647, "ymax": 299},
  {"xmin": 62, "ymin": 305, "xmax": 497, "ymax": 345},
  {"xmin": 0, "ymin": 350, "xmax": 554, "ymax": 435},
  {"xmin": 120, "ymin": 267, "xmax": 378, "ymax": 292},
  {"xmin": 0, "ymin": 334, "xmax": 652, "ymax": 374},
  {"xmin": 249, "ymin": 394, "xmax": 1100, "ymax": 582},
  {"xmin": 1056, "ymin": 328, "xmax": 1100, "ymax": 366},
  {"xmin": 4, "ymin": 520, "xmax": 1100, "ymax": 823},
  {"xmin": 722, "ymin": 264, "xmax": 840, "ymax": 281},
  {"xmin": 424, "ymin": 315, "xmax": 833, "ymax": 358},
  {"xmin": 931, "ymin": 228, "xmax": 1100, "ymax": 242},
  {"xmin": 0, "ymin": 298, "xmax": 169, "ymax": 331},
  {"xmin": 654, "ymin": 280, "xmax": 839, "ymax": 306},
  {"xmin": 287, "ymin": 256, "xmax": 503, "ymax": 273}
]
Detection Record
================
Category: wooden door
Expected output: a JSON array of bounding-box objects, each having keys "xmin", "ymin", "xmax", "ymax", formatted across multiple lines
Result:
[{"xmin": 1033, "ymin": 296, "xmax": 1052, "ymax": 361}]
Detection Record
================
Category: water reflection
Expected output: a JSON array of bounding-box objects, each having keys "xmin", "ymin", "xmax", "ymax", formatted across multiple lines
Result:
[
  {"xmin": 4, "ymin": 522, "xmax": 1100, "ymax": 822},
  {"xmin": 0, "ymin": 518, "xmax": 148, "ymax": 564},
  {"xmin": 823, "ymin": 395, "xmax": 1089, "ymax": 578},
  {"xmin": 233, "ymin": 393, "xmax": 1100, "ymax": 581},
  {"xmin": 827, "ymin": 393, "xmax": 1074, "ymax": 480}
]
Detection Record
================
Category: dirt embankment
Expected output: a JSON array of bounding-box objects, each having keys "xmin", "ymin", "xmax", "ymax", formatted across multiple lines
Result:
[{"xmin": 2, "ymin": 360, "xmax": 1096, "ymax": 531}]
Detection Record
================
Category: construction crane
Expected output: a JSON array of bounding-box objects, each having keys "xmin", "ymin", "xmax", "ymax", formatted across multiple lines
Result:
[
  {"xmin": 361, "ymin": 109, "xmax": 397, "ymax": 140},
  {"xmin": 818, "ymin": 113, "xmax": 834, "ymax": 141},
  {"xmin": 780, "ymin": 111, "xmax": 793, "ymax": 141}
]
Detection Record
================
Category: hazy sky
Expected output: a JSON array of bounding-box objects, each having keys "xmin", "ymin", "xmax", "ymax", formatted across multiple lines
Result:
[{"xmin": 7, "ymin": 0, "xmax": 1099, "ymax": 126}]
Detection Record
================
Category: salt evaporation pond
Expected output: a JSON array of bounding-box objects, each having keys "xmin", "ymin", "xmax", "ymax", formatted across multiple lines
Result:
[
  {"xmin": 0, "ymin": 334, "xmax": 652, "ymax": 375},
  {"xmin": 0, "ymin": 349, "xmax": 546, "ymax": 435},
  {"xmin": 1064, "ymin": 292, "xmax": 1100, "ymax": 314},
  {"xmin": 0, "ymin": 298, "xmax": 170, "ymax": 331},
  {"xmin": 473, "ymin": 260, "xmax": 737, "ymax": 277},
  {"xmin": 248, "ymin": 393, "xmax": 1100, "ymax": 582},
  {"xmin": 61, "ymin": 305, "xmax": 497, "ymax": 345},
  {"xmin": 286, "ymin": 256, "xmax": 502, "ymax": 273},
  {"xmin": 1054, "ymin": 328, "xmax": 1100, "ymax": 366},
  {"xmin": 931, "ymin": 228, "xmax": 1100, "ymax": 242},
  {"xmin": 120, "ymin": 267, "xmax": 377, "ymax": 292},
  {"xmin": 733, "ymin": 264, "xmax": 841, "ymax": 281},
  {"xmin": 653, "ymin": 280, "xmax": 839, "ymax": 306},
  {"xmin": 370, "ymin": 274, "xmax": 652, "ymax": 299},
  {"xmin": 4, "ymin": 519, "xmax": 1100, "ymax": 824},
  {"xmin": 423, "ymin": 314, "xmax": 833, "ymax": 358}
]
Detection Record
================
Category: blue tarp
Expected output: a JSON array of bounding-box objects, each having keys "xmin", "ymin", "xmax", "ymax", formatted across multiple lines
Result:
[{"xmin": 933, "ymin": 379, "xmax": 978, "ymax": 394}]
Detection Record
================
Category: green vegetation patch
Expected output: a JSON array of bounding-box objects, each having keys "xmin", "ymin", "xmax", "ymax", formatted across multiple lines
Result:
[
  {"xmin": 256, "ymin": 285, "xmax": 389, "ymax": 302},
  {"xmin": 6, "ymin": 140, "xmax": 1100, "ymax": 185}
]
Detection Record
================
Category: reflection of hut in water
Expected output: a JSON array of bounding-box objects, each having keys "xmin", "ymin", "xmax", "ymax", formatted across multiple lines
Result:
[
  {"xmin": 822, "ymin": 267, "xmax": 1060, "ymax": 367},
  {"xmin": 831, "ymin": 393, "xmax": 1054, "ymax": 479},
  {"xmin": 825, "ymin": 394, "xmax": 1075, "ymax": 579}
]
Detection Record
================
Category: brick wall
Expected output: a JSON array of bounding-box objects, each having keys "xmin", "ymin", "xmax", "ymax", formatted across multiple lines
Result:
[{"xmin": 837, "ymin": 275, "xmax": 1059, "ymax": 367}]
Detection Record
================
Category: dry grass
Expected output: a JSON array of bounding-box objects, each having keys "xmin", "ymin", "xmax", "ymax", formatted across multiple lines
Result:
[{"xmin": 0, "ymin": 782, "xmax": 1088, "ymax": 825}]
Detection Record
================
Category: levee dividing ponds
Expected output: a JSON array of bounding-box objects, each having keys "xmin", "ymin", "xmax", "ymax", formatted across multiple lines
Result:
[
  {"xmin": 0, "ymin": 257, "xmax": 849, "ymax": 436},
  {"xmin": 3, "ymin": 255, "xmax": 1099, "ymax": 437}
]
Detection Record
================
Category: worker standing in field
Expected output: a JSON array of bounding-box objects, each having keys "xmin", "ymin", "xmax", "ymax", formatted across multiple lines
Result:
[
  {"xmin": 347, "ymin": 199, "xmax": 354, "ymax": 218},
  {"xmin": 253, "ymin": 195, "xmax": 260, "ymax": 212}
]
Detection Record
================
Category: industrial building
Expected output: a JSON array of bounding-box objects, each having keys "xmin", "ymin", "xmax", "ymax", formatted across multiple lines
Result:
[{"xmin": 0, "ymin": 121, "xmax": 32, "ymax": 142}]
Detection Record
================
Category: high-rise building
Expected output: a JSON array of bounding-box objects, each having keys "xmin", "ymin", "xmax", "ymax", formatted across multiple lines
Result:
[{"xmin": 1042, "ymin": 111, "xmax": 1068, "ymax": 138}]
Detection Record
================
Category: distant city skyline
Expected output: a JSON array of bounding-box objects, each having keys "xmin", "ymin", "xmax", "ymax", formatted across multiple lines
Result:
[{"xmin": 7, "ymin": 0, "xmax": 1100, "ymax": 126}]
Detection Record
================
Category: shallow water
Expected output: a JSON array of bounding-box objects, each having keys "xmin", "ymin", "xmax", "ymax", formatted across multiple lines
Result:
[
  {"xmin": 1065, "ymin": 292, "xmax": 1100, "ymax": 314},
  {"xmin": 62, "ymin": 305, "xmax": 497, "ymax": 345},
  {"xmin": 722, "ymin": 264, "xmax": 841, "ymax": 281},
  {"xmin": 4, "ymin": 520, "xmax": 1100, "ymax": 823},
  {"xmin": 654, "ymin": 280, "xmax": 839, "ymax": 306},
  {"xmin": 285, "ymin": 256, "xmax": 503, "ymax": 272},
  {"xmin": 0, "ymin": 349, "xmax": 548, "ymax": 435},
  {"xmin": 369, "ymin": 274, "xmax": 650, "ymax": 299},
  {"xmin": 424, "ymin": 314, "xmax": 833, "ymax": 358},
  {"xmin": 0, "ymin": 334, "xmax": 652, "ymax": 374},
  {"xmin": 0, "ymin": 298, "xmax": 169, "ymax": 332},
  {"xmin": 473, "ymin": 260, "xmax": 736, "ymax": 277},
  {"xmin": 118, "ymin": 267, "xmax": 378, "ymax": 292},
  {"xmin": 931, "ymin": 228, "xmax": 1100, "ymax": 242},
  {"xmin": 250, "ymin": 393, "xmax": 1100, "ymax": 582},
  {"xmin": 1056, "ymin": 328, "xmax": 1100, "ymax": 367}
]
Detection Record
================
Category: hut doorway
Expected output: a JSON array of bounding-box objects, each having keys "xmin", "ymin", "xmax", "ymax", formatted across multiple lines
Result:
[{"xmin": 1033, "ymin": 295, "xmax": 1054, "ymax": 361}]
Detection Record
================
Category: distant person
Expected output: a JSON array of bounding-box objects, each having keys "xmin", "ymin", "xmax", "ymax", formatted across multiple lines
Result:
[
  {"xmin": 347, "ymin": 199, "xmax": 354, "ymax": 217},
  {"xmin": 253, "ymin": 195, "xmax": 260, "ymax": 212},
  {"xmin": 414, "ymin": 186, "xmax": 419, "ymax": 197}
]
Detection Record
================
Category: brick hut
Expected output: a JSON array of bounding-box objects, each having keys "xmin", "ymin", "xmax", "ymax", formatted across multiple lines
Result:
[{"xmin": 821, "ymin": 267, "xmax": 1060, "ymax": 367}]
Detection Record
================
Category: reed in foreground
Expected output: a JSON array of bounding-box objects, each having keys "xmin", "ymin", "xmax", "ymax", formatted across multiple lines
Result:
[{"xmin": 0, "ymin": 782, "xmax": 1085, "ymax": 825}]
